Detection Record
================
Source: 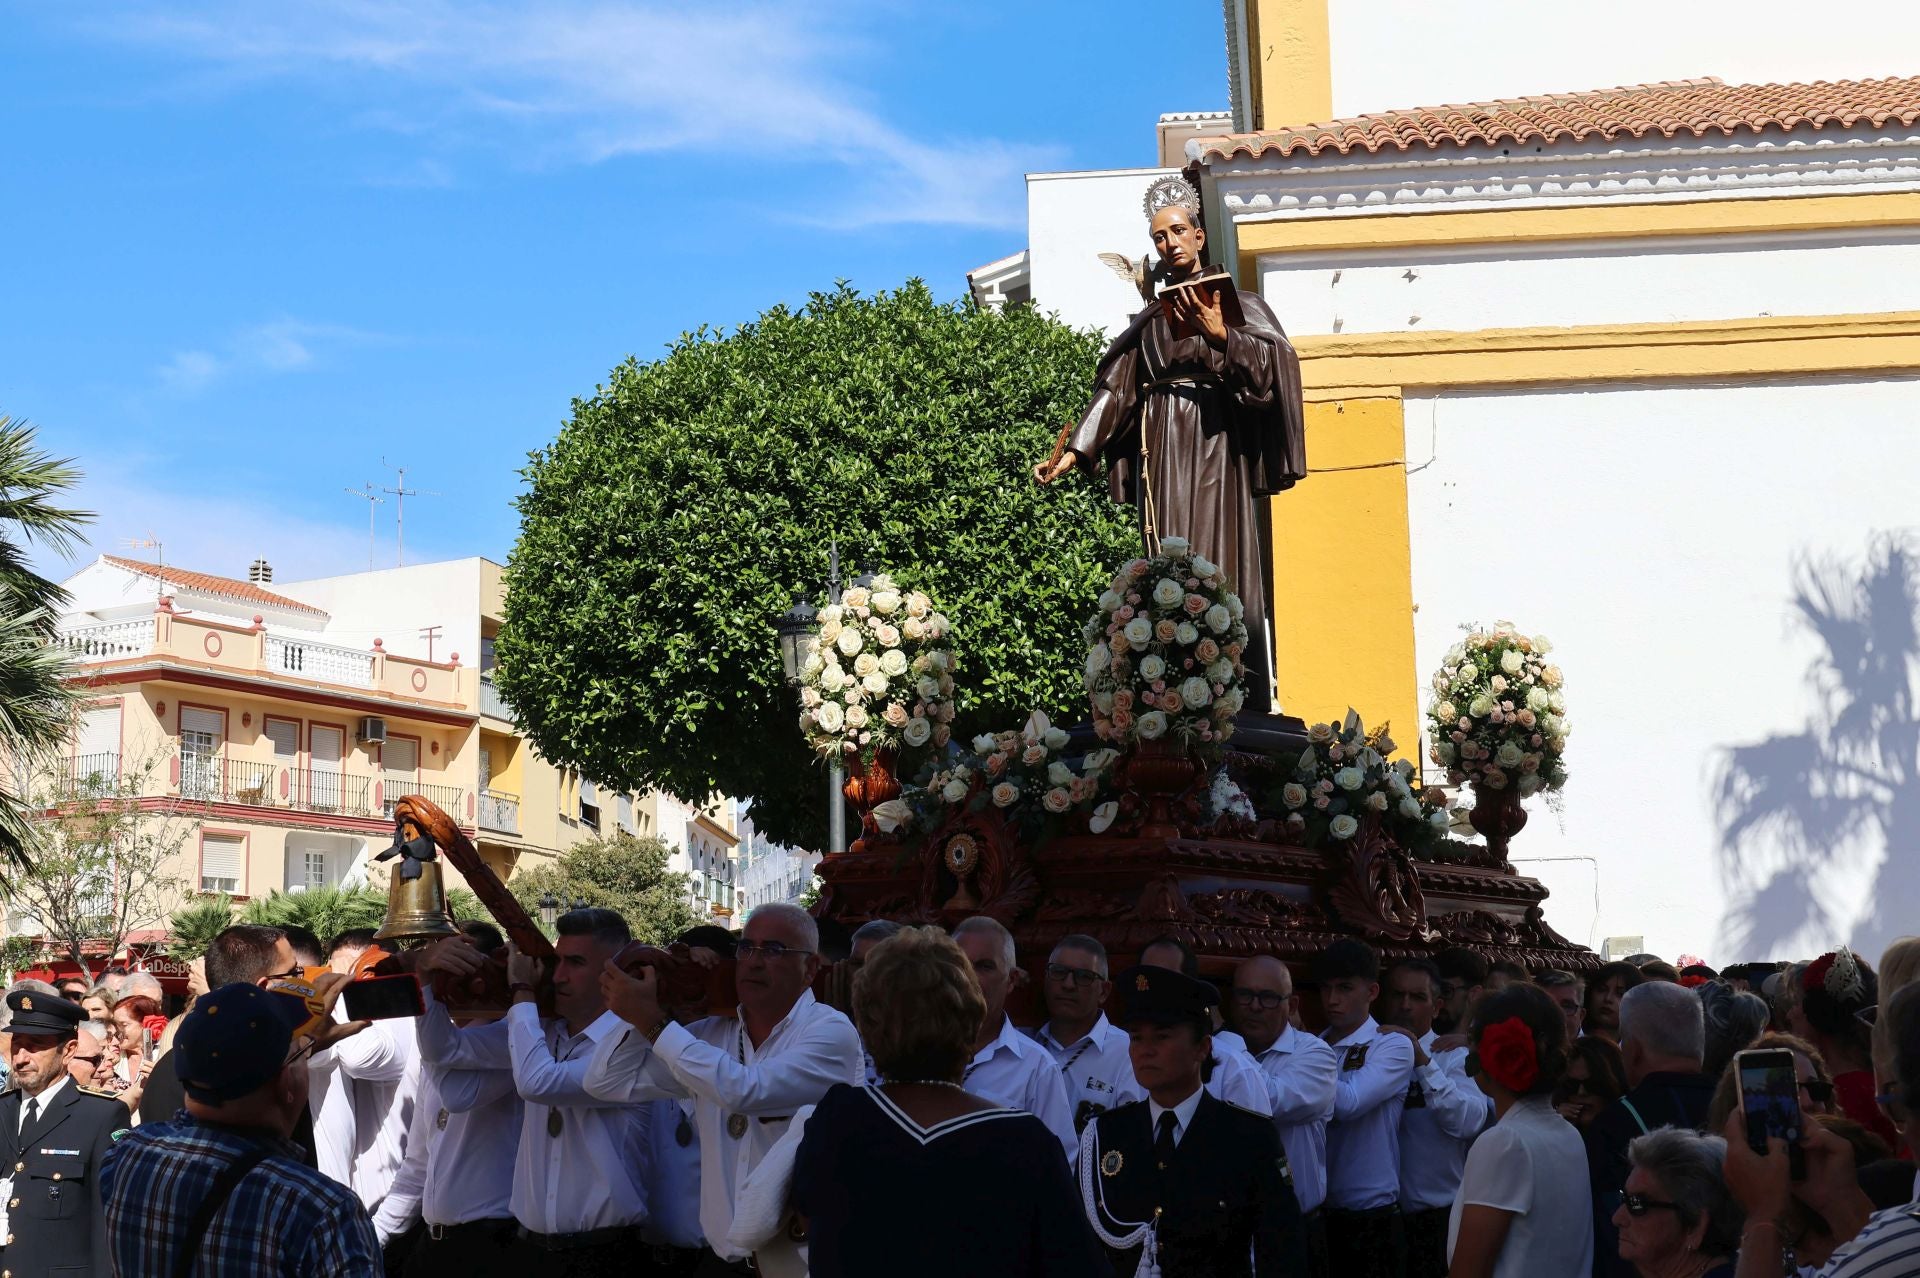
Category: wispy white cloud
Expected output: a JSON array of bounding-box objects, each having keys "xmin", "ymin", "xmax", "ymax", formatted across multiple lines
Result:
[
  {"xmin": 155, "ymin": 317, "xmax": 392, "ymax": 395},
  {"xmin": 73, "ymin": 1, "xmax": 1053, "ymax": 228}
]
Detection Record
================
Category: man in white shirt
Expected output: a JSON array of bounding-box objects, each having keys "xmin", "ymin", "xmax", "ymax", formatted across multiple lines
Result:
[
  {"xmin": 1378, "ymin": 957, "xmax": 1492, "ymax": 1278},
  {"xmin": 586, "ymin": 902, "xmax": 862, "ymax": 1274},
  {"xmin": 1028, "ymin": 933, "xmax": 1142, "ymax": 1134},
  {"xmin": 1139, "ymin": 936, "xmax": 1275, "ymax": 1118},
  {"xmin": 375, "ymin": 922, "xmax": 522, "ymax": 1278},
  {"xmin": 309, "ymin": 992, "xmax": 420, "ymax": 1242},
  {"xmin": 1231, "ymin": 954, "xmax": 1339, "ymax": 1276},
  {"xmin": 950, "ymin": 916, "xmax": 1078, "ymax": 1160},
  {"xmin": 1316, "ymin": 938, "xmax": 1414, "ymax": 1278},
  {"xmin": 416, "ymin": 907, "xmax": 651, "ymax": 1277}
]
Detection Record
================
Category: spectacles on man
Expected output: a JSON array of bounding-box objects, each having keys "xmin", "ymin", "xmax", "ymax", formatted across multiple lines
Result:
[
  {"xmin": 1803, "ymin": 1079, "xmax": 1835, "ymax": 1105},
  {"xmin": 735, "ymin": 939, "xmax": 813, "ymax": 960},
  {"xmin": 72, "ymin": 1054, "xmax": 105, "ymax": 1068},
  {"xmin": 285, "ymin": 1035, "xmax": 318, "ymax": 1068},
  {"xmin": 1045, "ymin": 963, "xmax": 1105, "ymax": 988},
  {"xmin": 1618, "ymin": 1192, "xmax": 1682, "ymax": 1218},
  {"xmin": 1230, "ymin": 987, "xmax": 1289, "ymax": 1010}
]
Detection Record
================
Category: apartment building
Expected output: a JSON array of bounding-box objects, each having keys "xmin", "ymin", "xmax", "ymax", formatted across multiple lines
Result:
[{"xmin": 34, "ymin": 554, "xmax": 744, "ymax": 949}]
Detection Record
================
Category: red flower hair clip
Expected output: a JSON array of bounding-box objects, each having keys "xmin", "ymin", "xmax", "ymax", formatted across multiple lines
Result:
[
  {"xmin": 1478, "ymin": 1016, "xmax": 1539, "ymax": 1093},
  {"xmin": 1679, "ymin": 974, "xmax": 1710, "ymax": 990}
]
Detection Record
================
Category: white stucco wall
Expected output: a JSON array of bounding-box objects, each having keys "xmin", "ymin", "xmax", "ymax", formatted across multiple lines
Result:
[
  {"xmin": 1026, "ymin": 168, "xmax": 1175, "ymax": 338},
  {"xmin": 1325, "ymin": 1, "xmax": 1920, "ymax": 118},
  {"xmin": 278, "ymin": 558, "xmax": 486, "ymax": 666},
  {"xmin": 1259, "ymin": 229, "xmax": 1920, "ymax": 338},
  {"xmin": 1404, "ymin": 377, "xmax": 1920, "ymax": 964}
]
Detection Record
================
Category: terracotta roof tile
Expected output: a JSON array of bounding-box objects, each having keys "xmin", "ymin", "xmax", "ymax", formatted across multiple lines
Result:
[
  {"xmin": 99, "ymin": 554, "xmax": 327, "ymax": 616},
  {"xmin": 1199, "ymin": 75, "xmax": 1920, "ymax": 162}
]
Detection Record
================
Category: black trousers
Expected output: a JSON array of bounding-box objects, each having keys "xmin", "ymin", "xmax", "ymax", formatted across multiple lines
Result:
[
  {"xmin": 1324, "ymin": 1204, "xmax": 1407, "ymax": 1278},
  {"xmin": 382, "ymin": 1220, "xmax": 425, "ymax": 1278},
  {"xmin": 402, "ymin": 1219, "xmax": 520, "ymax": 1278},
  {"xmin": 1302, "ymin": 1208, "xmax": 1330, "ymax": 1278},
  {"xmin": 1403, "ymin": 1205, "xmax": 1451, "ymax": 1278},
  {"xmin": 512, "ymin": 1227, "xmax": 653, "ymax": 1278}
]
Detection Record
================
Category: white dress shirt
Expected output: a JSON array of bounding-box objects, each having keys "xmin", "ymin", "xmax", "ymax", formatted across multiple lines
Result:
[
  {"xmin": 17, "ymin": 1076, "xmax": 68, "ymax": 1132},
  {"xmin": 1205, "ymin": 1028, "xmax": 1276, "ymax": 1117},
  {"xmin": 1321, "ymin": 1016, "xmax": 1415, "ymax": 1210},
  {"xmin": 1399, "ymin": 1030, "xmax": 1493, "ymax": 1211},
  {"xmin": 414, "ymin": 994, "xmax": 649, "ymax": 1236},
  {"xmin": 311, "ymin": 1013, "xmax": 419, "ymax": 1216},
  {"xmin": 1250, "ymin": 1023, "xmax": 1340, "ymax": 1214},
  {"xmin": 381, "ymin": 1008, "xmax": 522, "ymax": 1233},
  {"xmin": 641, "ymin": 1098, "xmax": 705, "ymax": 1250},
  {"xmin": 963, "ymin": 1016, "xmax": 1078, "ymax": 1161},
  {"xmin": 1146, "ymin": 1084, "xmax": 1206, "ymax": 1148},
  {"xmin": 582, "ymin": 989, "xmax": 861, "ymax": 1260},
  {"xmin": 1030, "ymin": 1014, "xmax": 1142, "ymax": 1129}
]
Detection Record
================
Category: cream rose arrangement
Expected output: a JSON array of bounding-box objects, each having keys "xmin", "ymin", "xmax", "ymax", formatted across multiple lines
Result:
[
  {"xmin": 1083, "ymin": 536, "xmax": 1249, "ymax": 757},
  {"xmin": 798, "ymin": 573, "xmax": 956, "ymax": 765},
  {"xmin": 1425, "ymin": 622, "xmax": 1569, "ymax": 797},
  {"xmin": 899, "ymin": 711, "xmax": 1118, "ymax": 839},
  {"xmin": 1274, "ymin": 709, "xmax": 1453, "ymax": 851}
]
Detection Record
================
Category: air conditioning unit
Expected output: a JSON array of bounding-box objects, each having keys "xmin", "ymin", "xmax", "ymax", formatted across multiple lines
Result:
[{"xmin": 358, "ymin": 716, "xmax": 388, "ymax": 744}]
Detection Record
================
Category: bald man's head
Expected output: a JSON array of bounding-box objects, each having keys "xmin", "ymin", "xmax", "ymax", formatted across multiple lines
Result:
[{"xmin": 1229, "ymin": 954, "xmax": 1296, "ymax": 1052}]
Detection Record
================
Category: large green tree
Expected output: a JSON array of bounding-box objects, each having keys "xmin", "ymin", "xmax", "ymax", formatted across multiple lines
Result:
[
  {"xmin": 498, "ymin": 283, "xmax": 1135, "ymax": 847},
  {"xmin": 0, "ymin": 416, "xmax": 91, "ymax": 871},
  {"xmin": 508, "ymin": 833, "xmax": 702, "ymax": 946}
]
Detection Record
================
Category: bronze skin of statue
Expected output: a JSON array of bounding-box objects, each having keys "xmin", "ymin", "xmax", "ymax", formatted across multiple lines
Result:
[{"xmin": 1034, "ymin": 188, "xmax": 1306, "ymax": 714}]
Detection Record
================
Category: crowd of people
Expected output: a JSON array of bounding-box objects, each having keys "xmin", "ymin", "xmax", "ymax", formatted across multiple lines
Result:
[{"xmin": 1, "ymin": 907, "xmax": 1917, "ymax": 1277}]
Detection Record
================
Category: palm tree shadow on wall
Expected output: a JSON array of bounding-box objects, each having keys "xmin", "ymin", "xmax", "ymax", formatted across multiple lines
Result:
[{"xmin": 1713, "ymin": 534, "xmax": 1918, "ymax": 962}]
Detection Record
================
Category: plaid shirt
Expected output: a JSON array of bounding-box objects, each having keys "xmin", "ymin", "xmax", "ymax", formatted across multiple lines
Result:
[{"xmin": 99, "ymin": 1112, "xmax": 381, "ymax": 1278}]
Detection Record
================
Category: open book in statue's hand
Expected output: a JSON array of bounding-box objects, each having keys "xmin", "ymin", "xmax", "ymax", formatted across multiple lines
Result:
[{"xmin": 1157, "ymin": 267, "xmax": 1245, "ymax": 341}]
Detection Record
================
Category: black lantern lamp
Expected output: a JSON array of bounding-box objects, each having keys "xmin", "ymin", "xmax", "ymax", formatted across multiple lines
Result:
[
  {"xmin": 775, "ymin": 596, "xmax": 818, "ymax": 685},
  {"xmin": 538, "ymin": 891, "xmax": 559, "ymax": 929}
]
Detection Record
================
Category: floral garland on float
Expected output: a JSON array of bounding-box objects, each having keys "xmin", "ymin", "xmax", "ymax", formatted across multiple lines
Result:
[
  {"xmin": 1272, "ymin": 709, "xmax": 1453, "ymax": 853},
  {"xmin": 876, "ymin": 711, "xmax": 1121, "ymax": 842},
  {"xmin": 796, "ymin": 574, "xmax": 956, "ymax": 851},
  {"xmin": 1083, "ymin": 535, "xmax": 1248, "ymax": 756},
  {"xmin": 1424, "ymin": 622, "xmax": 1569, "ymax": 866},
  {"xmin": 796, "ymin": 574, "xmax": 956, "ymax": 763}
]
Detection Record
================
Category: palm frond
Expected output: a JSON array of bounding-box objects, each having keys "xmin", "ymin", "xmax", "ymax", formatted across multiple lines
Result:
[{"xmin": 0, "ymin": 415, "xmax": 91, "ymax": 562}]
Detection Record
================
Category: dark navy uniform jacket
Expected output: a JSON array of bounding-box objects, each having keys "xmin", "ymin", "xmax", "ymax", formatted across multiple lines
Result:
[
  {"xmin": 0, "ymin": 1082, "xmax": 129, "ymax": 1278},
  {"xmin": 1082, "ymin": 1091, "xmax": 1308, "ymax": 1278}
]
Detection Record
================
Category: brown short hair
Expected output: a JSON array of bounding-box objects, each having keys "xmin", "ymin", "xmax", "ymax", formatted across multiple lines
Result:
[{"xmin": 853, "ymin": 927, "xmax": 985, "ymax": 1085}]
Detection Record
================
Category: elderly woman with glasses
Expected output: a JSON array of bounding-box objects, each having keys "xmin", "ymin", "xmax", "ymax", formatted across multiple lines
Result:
[{"xmin": 1612, "ymin": 1127, "xmax": 1744, "ymax": 1277}]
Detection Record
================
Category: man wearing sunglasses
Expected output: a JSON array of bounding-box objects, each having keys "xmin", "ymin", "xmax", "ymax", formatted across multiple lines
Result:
[
  {"xmin": 1030, "ymin": 934, "xmax": 1143, "ymax": 1134},
  {"xmin": 69, "ymin": 1021, "xmax": 111, "ymax": 1090},
  {"xmin": 587, "ymin": 902, "xmax": 863, "ymax": 1274}
]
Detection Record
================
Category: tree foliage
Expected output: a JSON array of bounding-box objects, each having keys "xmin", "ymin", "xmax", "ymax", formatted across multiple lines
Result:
[
  {"xmin": 498, "ymin": 283, "xmax": 1135, "ymax": 847},
  {"xmin": 0, "ymin": 415, "xmax": 92, "ymax": 871},
  {"xmin": 240, "ymin": 884, "xmax": 389, "ymax": 943},
  {"xmin": 506, "ymin": 833, "xmax": 701, "ymax": 946},
  {"xmin": 167, "ymin": 895, "xmax": 235, "ymax": 961},
  {"xmin": 11, "ymin": 751, "xmax": 195, "ymax": 968}
]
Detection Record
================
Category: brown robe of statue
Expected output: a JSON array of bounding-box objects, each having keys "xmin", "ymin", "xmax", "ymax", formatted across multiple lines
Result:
[{"xmin": 1066, "ymin": 288, "xmax": 1306, "ymax": 713}]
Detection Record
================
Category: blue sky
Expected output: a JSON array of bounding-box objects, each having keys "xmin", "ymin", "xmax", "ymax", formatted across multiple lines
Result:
[{"xmin": 2, "ymin": 2, "xmax": 1227, "ymax": 584}]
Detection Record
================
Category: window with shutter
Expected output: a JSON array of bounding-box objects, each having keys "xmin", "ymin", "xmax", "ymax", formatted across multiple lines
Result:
[
  {"xmin": 201, "ymin": 834, "xmax": 245, "ymax": 894},
  {"xmin": 310, "ymin": 726, "xmax": 344, "ymax": 812},
  {"xmin": 179, "ymin": 707, "xmax": 224, "ymax": 800},
  {"xmin": 381, "ymin": 738, "xmax": 420, "ymax": 817},
  {"xmin": 76, "ymin": 704, "xmax": 122, "ymax": 791},
  {"xmin": 264, "ymin": 718, "xmax": 300, "ymax": 760}
]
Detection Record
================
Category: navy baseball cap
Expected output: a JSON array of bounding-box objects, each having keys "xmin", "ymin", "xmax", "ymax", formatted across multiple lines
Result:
[{"xmin": 173, "ymin": 983, "xmax": 313, "ymax": 1104}]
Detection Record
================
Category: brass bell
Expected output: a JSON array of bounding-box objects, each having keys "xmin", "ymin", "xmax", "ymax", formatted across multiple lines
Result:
[{"xmin": 375, "ymin": 819, "xmax": 460, "ymax": 943}]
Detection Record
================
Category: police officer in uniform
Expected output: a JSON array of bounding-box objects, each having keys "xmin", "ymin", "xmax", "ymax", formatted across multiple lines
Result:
[
  {"xmin": 1078, "ymin": 965, "xmax": 1307, "ymax": 1278},
  {"xmin": 0, "ymin": 989, "xmax": 129, "ymax": 1278}
]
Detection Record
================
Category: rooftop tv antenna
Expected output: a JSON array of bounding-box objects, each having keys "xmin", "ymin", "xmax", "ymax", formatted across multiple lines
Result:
[
  {"xmin": 379, "ymin": 459, "xmax": 439, "ymax": 568},
  {"xmin": 119, "ymin": 535, "xmax": 168, "ymax": 602},
  {"xmin": 344, "ymin": 482, "xmax": 384, "ymax": 571}
]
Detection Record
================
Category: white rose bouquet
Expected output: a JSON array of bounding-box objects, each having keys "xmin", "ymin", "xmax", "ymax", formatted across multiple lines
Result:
[
  {"xmin": 1424, "ymin": 623, "xmax": 1569, "ymax": 797},
  {"xmin": 797, "ymin": 574, "xmax": 956, "ymax": 766},
  {"xmin": 898, "ymin": 711, "xmax": 1118, "ymax": 838},
  {"xmin": 1275, "ymin": 709, "xmax": 1452, "ymax": 850},
  {"xmin": 1083, "ymin": 536, "xmax": 1249, "ymax": 757}
]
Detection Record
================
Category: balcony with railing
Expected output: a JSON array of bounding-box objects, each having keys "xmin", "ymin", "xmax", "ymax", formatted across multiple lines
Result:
[
  {"xmin": 66, "ymin": 752, "xmax": 122, "ymax": 796},
  {"xmin": 55, "ymin": 602, "xmax": 470, "ymax": 708},
  {"xmin": 168, "ymin": 754, "xmax": 469, "ymax": 825},
  {"xmin": 478, "ymin": 787, "xmax": 521, "ymax": 835},
  {"xmin": 479, "ymin": 674, "xmax": 515, "ymax": 723}
]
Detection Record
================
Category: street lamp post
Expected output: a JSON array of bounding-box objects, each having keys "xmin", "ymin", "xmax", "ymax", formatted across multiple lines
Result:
[
  {"xmin": 775, "ymin": 542, "xmax": 848, "ymax": 855},
  {"xmin": 538, "ymin": 891, "xmax": 559, "ymax": 929}
]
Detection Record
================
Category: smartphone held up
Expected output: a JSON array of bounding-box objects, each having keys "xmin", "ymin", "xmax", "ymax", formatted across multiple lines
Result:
[{"xmin": 1735, "ymin": 1047, "xmax": 1806, "ymax": 1180}]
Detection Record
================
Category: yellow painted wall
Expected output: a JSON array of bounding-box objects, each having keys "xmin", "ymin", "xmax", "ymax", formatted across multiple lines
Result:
[
  {"xmin": 1248, "ymin": 0, "xmax": 1333, "ymax": 128},
  {"xmin": 1270, "ymin": 395, "xmax": 1418, "ymax": 747}
]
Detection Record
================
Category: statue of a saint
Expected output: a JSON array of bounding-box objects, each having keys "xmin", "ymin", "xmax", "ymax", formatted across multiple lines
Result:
[{"xmin": 1034, "ymin": 177, "xmax": 1306, "ymax": 713}]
